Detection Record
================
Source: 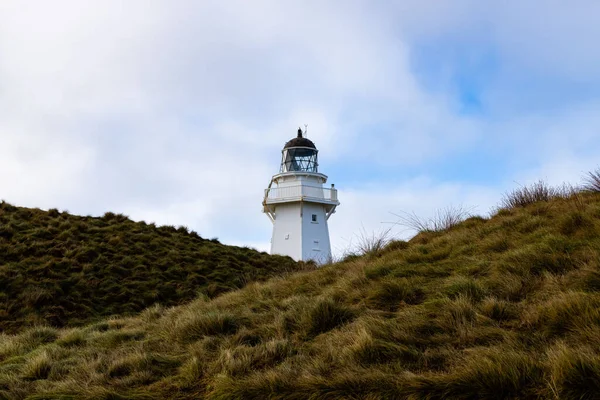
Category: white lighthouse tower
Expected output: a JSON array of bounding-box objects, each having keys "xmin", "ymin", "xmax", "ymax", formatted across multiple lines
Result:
[{"xmin": 263, "ymin": 128, "xmax": 339, "ymax": 262}]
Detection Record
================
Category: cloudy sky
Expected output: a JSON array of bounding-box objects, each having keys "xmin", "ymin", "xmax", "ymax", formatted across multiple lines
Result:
[{"xmin": 1, "ymin": 1, "xmax": 599, "ymax": 254}]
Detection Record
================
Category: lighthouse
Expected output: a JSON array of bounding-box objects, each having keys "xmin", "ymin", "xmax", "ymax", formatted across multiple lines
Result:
[{"xmin": 263, "ymin": 128, "xmax": 339, "ymax": 262}]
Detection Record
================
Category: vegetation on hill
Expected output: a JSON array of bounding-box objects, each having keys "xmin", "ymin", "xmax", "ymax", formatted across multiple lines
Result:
[
  {"xmin": 0, "ymin": 204, "xmax": 300, "ymax": 333},
  {"xmin": 2, "ymin": 174, "xmax": 600, "ymax": 399}
]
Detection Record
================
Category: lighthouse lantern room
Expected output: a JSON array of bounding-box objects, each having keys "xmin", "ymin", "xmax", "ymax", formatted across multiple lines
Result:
[{"xmin": 263, "ymin": 128, "xmax": 339, "ymax": 262}]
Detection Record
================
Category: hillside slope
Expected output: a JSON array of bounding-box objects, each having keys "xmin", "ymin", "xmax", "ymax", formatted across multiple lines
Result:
[
  {"xmin": 2, "ymin": 189, "xmax": 600, "ymax": 399},
  {"xmin": 0, "ymin": 203, "xmax": 299, "ymax": 333}
]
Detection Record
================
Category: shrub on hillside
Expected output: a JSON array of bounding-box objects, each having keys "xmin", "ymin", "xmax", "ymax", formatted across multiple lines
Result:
[
  {"xmin": 349, "ymin": 227, "xmax": 393, "ymax": 257},
  {"xmin": 583, "ymin": 168, "xmax": 600, "ymax": 192},
  {"xmin": 393, "ymin": 205, "xmax": 473, "ymax": 234},
  {"xmin": 499, "ymin": 180, "xmax": 574, "ymax": 210}
]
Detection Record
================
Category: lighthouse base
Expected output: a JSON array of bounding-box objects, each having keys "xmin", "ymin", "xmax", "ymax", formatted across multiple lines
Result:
[{"xmin": 270, "ymin": 202, "xmax": 332, "ymax": 263}]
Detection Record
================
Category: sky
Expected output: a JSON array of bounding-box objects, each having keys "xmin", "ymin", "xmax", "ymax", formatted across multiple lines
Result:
[{"xmin": 1, "ymin": 1, "xmax": 599, "ymax": 255}]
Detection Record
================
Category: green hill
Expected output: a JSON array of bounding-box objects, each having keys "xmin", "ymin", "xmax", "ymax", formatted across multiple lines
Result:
[
  {"xmin": 2, "ymin": 182, "xmax": 600, "ymax": 399},
  {"xmin": 0, "ymin": 203, "xmax": 300, "ymax": 333}
]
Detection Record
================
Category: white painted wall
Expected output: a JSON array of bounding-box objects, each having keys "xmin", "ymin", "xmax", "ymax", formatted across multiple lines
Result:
[
  {"xmin": 301, "ymin": 202, "xmax": 332, "ymax": 262},
  {"xmin": 274, "ymin": 173, "xmax": 326, "ymax": 188},
  {"xmin": 270, "ymin": 202, "xmax": 302, "ymax": 260},
  {"xmin": 269, "ymin": 173, "xmax": 335, "ymax": 262},
  {"xmin": 270, "ymin": 201, "xmax": 333, "ymax": 262}
]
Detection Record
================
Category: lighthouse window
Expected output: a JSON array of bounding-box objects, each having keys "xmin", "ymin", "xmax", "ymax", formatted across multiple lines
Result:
[
  {"xmin": 311, "ymin": 214, "xmax": 318, "ymax": 223},
  {"xmin": 281, "ymin": 148, "xmax": 318, "ymax": 173}
]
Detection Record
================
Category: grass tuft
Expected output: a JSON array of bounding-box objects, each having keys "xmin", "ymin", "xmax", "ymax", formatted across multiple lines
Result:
[
  {"xmin": 347, "ymin": 227, "xmax": 393, "ymax": 257},
  {"xmin": 410, "ymin": 348, "xmax": 542, "ymax": 399},
  {"xmin": 547, "ymin": 343, "xmax": 600, "ymax": 399},
  {"xmin": 583, "ymin": 168, "xmax": 600, "ymax": 192},
  {"xmin": 499, "ymin": 180, "xmax": 570, "ymax": 210},
  {"xmin": 302, "ymin": 298, "xmax": 356, "ymax": 338},
  {"xmin": 351, "ymin": 332, "xmax": 421, "ymax": 367},
  {"xmin": 393, "ymin": 205, "xmax": 472, "ymax": 233},
  {"xmin": 366, "ymin": 278, "xmax": 425, "ymax": 311},
  {"xmin": 480, "ymin": 297, "xmax": 518, "ymax": 322},
  {"xmin": 21, "ymin": 350, "xmax": 52, "ymax": 381},
  {"xmin": 173, "ymin": 311, "xmax": 242, "ymax": 343},
  {"xmin": 560, "ymin": 210, "xmax": 594, "ymax": 235},
  {"xmin": 56, "ymin": 329, "xmax": 86, "ymax": 347},
  {"xmin": 527, "ymin": 292, "xmax": 600, "ymax": 337},
  {"xmin": 445, "ymin": 276, "xmax": 486, "ymax": 302}
]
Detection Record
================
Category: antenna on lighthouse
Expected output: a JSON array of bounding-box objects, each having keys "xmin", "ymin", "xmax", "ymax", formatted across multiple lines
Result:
[{"xmin": 304, "ymin": 124, "xmax": 308, "ymax": 137}]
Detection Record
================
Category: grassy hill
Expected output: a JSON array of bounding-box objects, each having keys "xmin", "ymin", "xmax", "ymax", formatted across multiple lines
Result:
[
  {"xmin": 2, "ymin": 180, "xmax": 600, "ymax": 399},
  {"xmin": 0, "ymin": 203, "xmax": 300, "ymax": 333}
]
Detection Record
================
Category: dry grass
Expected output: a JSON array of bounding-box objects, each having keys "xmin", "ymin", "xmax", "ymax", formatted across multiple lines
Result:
[
  {"xmin": 499, "ymin": 180, "xmax": 576, "ymax": 210},
  {"xmin": 343, "ymin": 226, "xmax": 394, "ymax": 259},
  {"xmin": 392, "ymin": 205, "xmax": 473, "ymax": 233},
  {"xmin": 0, "ymin": 202, "xmax": 299, "ymax": 333},
  {"xmin": 546, "ymin": 343, "xmax": 600, "ymax": 399},
  {"xmin": 2, "ymin": 180, "xmax": 600, "ymax": 399},
  {"xmin": 583, "ymin": 168, "xmax": 600, "ymax": 192}
]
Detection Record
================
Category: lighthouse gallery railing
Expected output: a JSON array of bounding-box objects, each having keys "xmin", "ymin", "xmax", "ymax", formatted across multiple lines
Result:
[{"xmin": 264, "ymin": 185, "xmax": 338, "ymax": 203}]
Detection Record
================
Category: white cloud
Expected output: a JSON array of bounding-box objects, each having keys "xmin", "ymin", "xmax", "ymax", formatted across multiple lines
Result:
[{"xmin": 0, "ymin": 0, "xmax": 598, "ymax": 254}]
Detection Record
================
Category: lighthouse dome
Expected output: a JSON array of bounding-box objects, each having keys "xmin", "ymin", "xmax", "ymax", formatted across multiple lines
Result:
[
  {"xmin": 283, "ymin": 128, "xmax": 316, "ymax": 150},
  {"xmin": 280, "ymin": 128, "xmax": 319, "ymax": 173}
]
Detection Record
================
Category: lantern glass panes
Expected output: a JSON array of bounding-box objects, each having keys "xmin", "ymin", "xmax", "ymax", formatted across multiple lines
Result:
[{"xmin": 280, "ymin": 147, "xmax": 318, "ymax": 173}]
